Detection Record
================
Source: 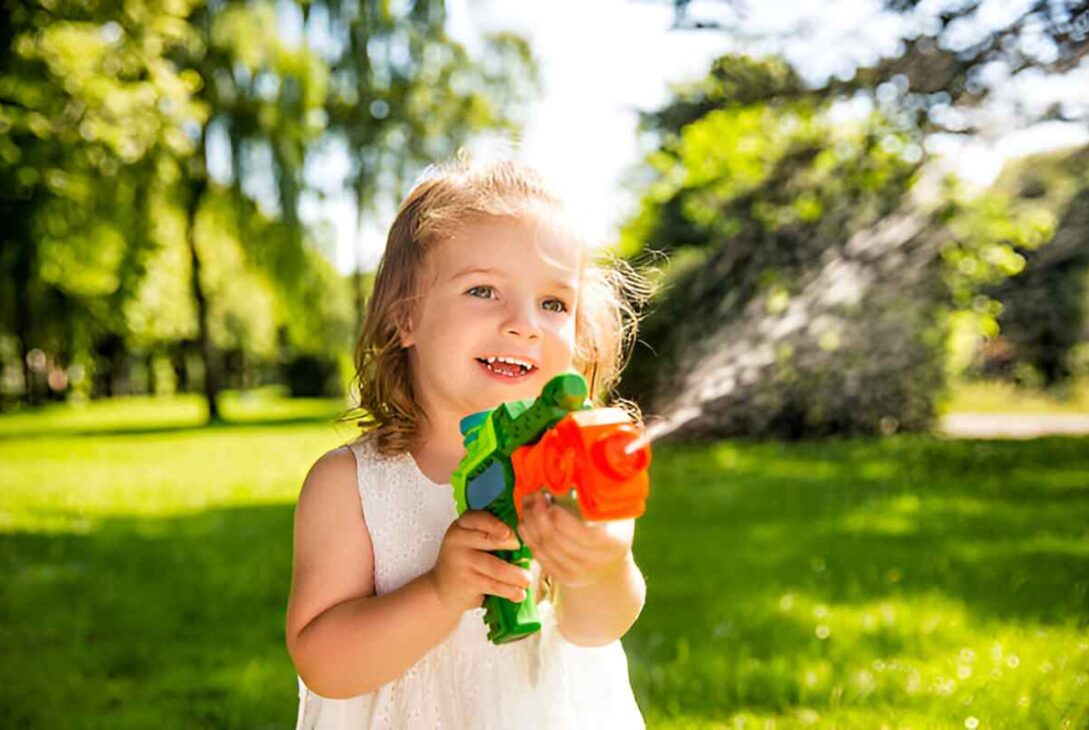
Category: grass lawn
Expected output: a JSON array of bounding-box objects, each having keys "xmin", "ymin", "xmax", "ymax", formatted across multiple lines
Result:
[
  {"xmin": 1, "ymin": 392, "xmax": 1087, "ymax": 728},
  {"xmin": 940, "ymin": 379, "xmax": 1089, "ymax": 415}
]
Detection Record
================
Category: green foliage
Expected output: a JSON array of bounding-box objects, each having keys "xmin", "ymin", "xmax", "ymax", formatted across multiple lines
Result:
[
  {"xmin": 629, "ymin": 0, "xmax": 1089, "ymax": 434},
  {"xmin": 619, "ymin": 55, "xmax": 939, "ymax": 438},
  {"xmin": 0, "ymin": 0, "xmax": 538, "ymax": 406},
  {"xmin": 930, "ymin": 145, "xmax": 1089, "ymax": 386},
  {"xmin": 0, "ymin": 0, "xmax": 200, "ymax": 365},
  {"xmin": 284, "ymin": 353, "xmax": 342, "ymax": 398},
  {"xmin": 639, "ymin": 54, "xmax": 806, "ymax": 136},
  {"xmin": 942, "ymin": 378, "xmax": 1089, "ymax": 415},
  {"xmin": 937, "ymin": 178, "xmax": 1057, "ymax": 313},
  {"xmin": 620, "ymin": 68, "xmax": 921, "ymax": 261},
  {"xmin": 977, "ymin": 147, "xmax": 1089, "ymax": 386},
  {"xmin": 618, "ymin": 45, "xmax": 1089, "ymax": 437}
]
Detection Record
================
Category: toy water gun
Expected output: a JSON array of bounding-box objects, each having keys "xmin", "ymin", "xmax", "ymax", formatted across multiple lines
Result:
[{"xmin": 451, "ymin": 371, "xmax": 651, "ymax": 645}]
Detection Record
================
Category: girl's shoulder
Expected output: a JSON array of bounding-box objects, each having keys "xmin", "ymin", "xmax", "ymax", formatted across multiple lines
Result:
[
  {"xmin": 343, "ymin": 431, "xmax": 415, "ymax": 468},
  {"xmin": 301, "ymin": 432, "xmax": 415, "ymax": 509},
  {"xmin": 311, "ymin": 433, "xmax": 403, "ymax": 489},
  {"xmin": 343, "ymin": 432, "xmax": 391, "ymax": 467},
  {"xmin": 305, "ymin": 436, "xmax": 372, "ymax": 489},
  {"xmin": 299, "ymin": 444, "xmax": 358, "ymax": 505}
]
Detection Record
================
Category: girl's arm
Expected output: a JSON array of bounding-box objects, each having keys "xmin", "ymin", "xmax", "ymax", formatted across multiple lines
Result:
[
  {"xmin": 554, "ymin": 549, "xmax": 646, "ymax": 647},
  {"xmin": 286, "ymin": 447, "xmax": 531, "ymax": 697},
  {"xmin": 284, "ymin": 447, "xmax": 462, "ymax": 699}
]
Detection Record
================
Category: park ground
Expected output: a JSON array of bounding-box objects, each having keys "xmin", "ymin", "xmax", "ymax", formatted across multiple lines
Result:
[{"xmin": 1, "ymin": 385, "xmax": 1087, "ymax": 728}]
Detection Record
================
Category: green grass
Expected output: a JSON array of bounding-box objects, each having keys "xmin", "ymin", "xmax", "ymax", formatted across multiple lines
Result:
[
  {"xmin": 0, "ymin": 385, "xmax": 353, "ymax": 439},
  {"xmin": 1, "ymin": 395, "xmax": 1087, "ymax": 728},
  {"xmin": 634, "ymin": 437, "xmax": 1089, "ymax": 728},
  {"xmin": 940, "ymin": 379, "xmax": 1089, "ymax": 415}
]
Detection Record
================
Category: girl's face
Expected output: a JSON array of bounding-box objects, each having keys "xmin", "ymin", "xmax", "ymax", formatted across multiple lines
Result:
[{"xmin": 401, "ymin": 212, "xmax": 583, "ymax": 424}]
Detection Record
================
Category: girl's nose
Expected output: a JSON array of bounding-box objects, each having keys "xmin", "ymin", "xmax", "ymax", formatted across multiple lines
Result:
[{"xmin": 503, "ymin": 301, "xmax": 542, "ymax": 340}]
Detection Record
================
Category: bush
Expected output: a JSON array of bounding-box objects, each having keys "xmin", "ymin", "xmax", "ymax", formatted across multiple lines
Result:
[
  {"xmin": 621, "ymin": 213, "xmax": 947, "ymax": 440},
  {"xmin": 283, "ymin": 354, "xmax": 342, "ymax": 398}
]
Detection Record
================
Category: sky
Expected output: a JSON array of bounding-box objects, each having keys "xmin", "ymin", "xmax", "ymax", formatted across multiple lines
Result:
[{"xmin": 291, "ymin": 0, "xmax": 1089, "ymax": 274}]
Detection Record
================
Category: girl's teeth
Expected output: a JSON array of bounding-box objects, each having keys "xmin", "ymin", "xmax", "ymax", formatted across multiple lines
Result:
[{"xmin": 479, "ymin": 359, "xmax": 531, "ymax": 377}]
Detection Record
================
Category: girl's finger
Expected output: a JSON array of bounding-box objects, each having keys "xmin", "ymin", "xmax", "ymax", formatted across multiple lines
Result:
[
  {"xmin": 456, "ymin": 510, "xmax": 520, "ymax": 550},
  {"xmin": 471, "ymin": 568, "xmax": 528, "ymax": 603},
  {"xmin": 541, "ymin": 504, "xmax": 602, "ymax": 551},
  {"xmin": 471, "ymin": 553, "xmax": 533, "ymax": 590},
  {"xmin": 523, "ymin": 520, "xmax": 582, "ymax": 577},
  {"xmin": 528, "ymin": 547, "xmax": 568, "ymax": 585},
  {"xmin": 554, "ymin": 512, "xmax": 635, "ymax": 556},
  {"xmin": 530, "ymin": 520, "xmax": 627, "ymax": 586},
  {"xmin": 461, "ymin": 529, "xmax": 520, "ymax": 552},
  {"xmin": 517, "ymin": 519, "xmax": 539, "ymax": 553},
  {"xmin": 522, "ymin": 496, "xmax": 551, "ymax": 547},
  {"xmin": 550, "ymin": 536, "xmax": 610, "ymax": 577},
  {"xmin": 457, "ymin": 510, "xmax": 508, "ymax": 537}
]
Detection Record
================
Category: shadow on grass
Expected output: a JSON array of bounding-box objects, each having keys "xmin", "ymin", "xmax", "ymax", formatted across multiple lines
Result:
[{"xmin": 0, "ymin": 504, "xmax": 299, "ymax": 729}]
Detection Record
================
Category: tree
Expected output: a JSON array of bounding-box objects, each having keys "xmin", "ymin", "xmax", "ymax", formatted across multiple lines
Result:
[
  {"xmin": 0, "ymin": 0, "xmax": 204, "ymax": 405},
  {"xmin": 312, "ymin": 1, "xmax": 539, "ymax": 337},
  {"xmin": 618, "ymin": 61, "xmax": 945, "ymax": 438},
  {"xmin": 984, "ymin": 146, "xmax": 1089, "ymax": 385},
  {"xmin": 1, "ymin": 0, "xmax": 539, "ymax": 420},
  {"xmin": 618, "ymin": 1, "xmax": 1089, "ymax": 438}
]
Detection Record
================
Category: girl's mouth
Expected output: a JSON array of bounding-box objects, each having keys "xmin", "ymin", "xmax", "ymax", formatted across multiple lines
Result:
[{"xmin": 475, "ymin": 357, "xmax": 537, "ymax": 380}]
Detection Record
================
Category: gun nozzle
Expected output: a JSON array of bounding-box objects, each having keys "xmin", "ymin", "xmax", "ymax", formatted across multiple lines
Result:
[
  {"xmin": 598, "ymin": 430, "xmax": 650, "ymax": 479},
  {"xmin": 623, "ymin": 433, "xmax": 650, "ymax": 457}
]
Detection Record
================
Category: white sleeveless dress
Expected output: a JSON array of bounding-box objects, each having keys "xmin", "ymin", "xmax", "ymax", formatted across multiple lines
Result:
[{"xmin": 294, "ymin": 436, "xmax": 646, "ymax": 729}]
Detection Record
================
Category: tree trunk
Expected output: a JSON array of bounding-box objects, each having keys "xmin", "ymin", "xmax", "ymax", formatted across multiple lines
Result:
[
  {"xmin": 185, "ymin": 126, "xmax": 221, "ymax": 423},
  {"xmin": 13, "ymin": 242, "xmax": 37, "ymax": 406}
]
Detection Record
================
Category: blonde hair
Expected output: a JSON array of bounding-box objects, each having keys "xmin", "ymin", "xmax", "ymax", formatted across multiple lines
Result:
[{"xmin": 343, "ymin": 151, "xmax": 654, "ymax": 458}]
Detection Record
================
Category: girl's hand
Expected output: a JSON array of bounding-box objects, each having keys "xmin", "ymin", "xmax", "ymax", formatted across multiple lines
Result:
[
  {"xmin": 428, "ymin": 510, "xmax": 535, "ymax": 614},
  {"xmin": 517, "ymin": 492, "xmax": 634, "ymax": 589}
]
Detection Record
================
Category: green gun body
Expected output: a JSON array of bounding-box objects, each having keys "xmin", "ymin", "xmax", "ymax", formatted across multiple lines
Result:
[{"xmin": 451, "ymin": 372, "xmax": 591, "ymax": 644}]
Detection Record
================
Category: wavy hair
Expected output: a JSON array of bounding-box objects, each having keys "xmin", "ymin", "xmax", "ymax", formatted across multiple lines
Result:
[{"xmin": 341, "ymin": 150, "xmax": 655, "ymax": 458}]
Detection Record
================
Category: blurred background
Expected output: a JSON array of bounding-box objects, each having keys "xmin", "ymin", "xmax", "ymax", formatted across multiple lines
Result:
[{"xmin": 2, "ymin": 0, "xmax": 1087, "ymax": 727}]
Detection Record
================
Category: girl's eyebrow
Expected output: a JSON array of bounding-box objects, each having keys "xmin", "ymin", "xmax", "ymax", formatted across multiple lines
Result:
[
  {"xmin": 451, "ymin": 266, "xmax": 500, "ymax": 280},
  {"xmin": 452, "ymin": 266, "xmax": 576, "ymax": 295}
]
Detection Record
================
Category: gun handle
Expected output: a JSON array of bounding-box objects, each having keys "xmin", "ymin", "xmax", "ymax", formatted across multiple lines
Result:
[{"xmin": 481, "ymin": 542, "xmax": 542, "ymax": 644}]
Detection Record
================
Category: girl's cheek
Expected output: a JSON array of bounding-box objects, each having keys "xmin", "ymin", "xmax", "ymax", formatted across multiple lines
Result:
[{"xmin": 557, "ymin": 320, "xmax": 578, "ymax": 348}]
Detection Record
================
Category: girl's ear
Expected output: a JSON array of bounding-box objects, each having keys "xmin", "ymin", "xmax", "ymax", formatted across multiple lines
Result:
[
  {"xmin": 396, "ymin": 285, "xmax": 424, "ymax": 348},
  {"xmin": 398, "ymin": 321, "xmax": 414, "ymax": 349},
  {"xmin": 396, "ymin": 307, "xmax": 415, "ymax": 348}
]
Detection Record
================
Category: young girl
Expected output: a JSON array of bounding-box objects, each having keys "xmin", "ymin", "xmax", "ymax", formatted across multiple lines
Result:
[{"xmin": 285, "ymin": 152, "xmax": 654, "ymax": 729}]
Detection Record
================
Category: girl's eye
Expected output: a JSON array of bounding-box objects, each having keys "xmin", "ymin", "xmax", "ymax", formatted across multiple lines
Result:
[{"xmin": 466, "ymin": 286, "xmax": 567, "ymax": 314}]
